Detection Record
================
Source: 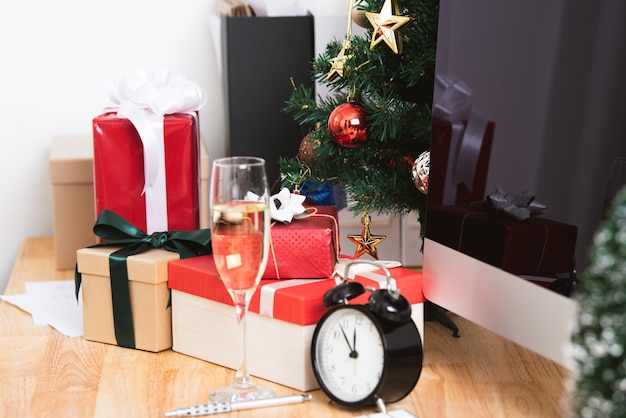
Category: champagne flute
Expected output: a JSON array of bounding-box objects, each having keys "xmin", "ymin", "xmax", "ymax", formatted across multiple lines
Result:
[{"xmin": 209, "ymin": 156, "xmax": 274, "ymax": 403}]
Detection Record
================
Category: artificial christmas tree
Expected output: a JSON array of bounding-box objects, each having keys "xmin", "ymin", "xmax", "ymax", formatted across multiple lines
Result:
[
  {"xmin": 280, "ymin": 0, "xmax": 439, "ymax": 234},
  {"xmin": 571, "ymin": 186, "xmax": 626, "ymax": 417}
]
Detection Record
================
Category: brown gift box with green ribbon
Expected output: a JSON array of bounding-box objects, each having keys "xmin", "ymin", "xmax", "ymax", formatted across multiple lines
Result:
[
  {"xmin": 425, "ymin": 204, "xmax": 577, "ymax": 275},
  {"xmin": 75, "ymin": 210, "xmax": 212, "ymax": 352},
  {"xmin": 77, "ymin": 246, "xmax": 180, "ymax": 352}
]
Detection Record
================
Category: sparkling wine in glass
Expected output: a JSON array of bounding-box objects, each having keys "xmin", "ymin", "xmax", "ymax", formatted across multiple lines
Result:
[{"xmin": 209, "ymin": 156, "xmax": 273, "ymax": 403}]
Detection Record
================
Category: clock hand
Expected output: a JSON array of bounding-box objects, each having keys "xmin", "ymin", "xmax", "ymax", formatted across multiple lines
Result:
[
  {"xmin": 352, "ymin": 327, "xmax": 358, "ymax": 376},
  {"xmin": 339, "ymin": 324, "xmax": 354, "ymax": 353},
  {"xmin": 339, "ymin": 324, "xmax": 359, "ymax": 359}
]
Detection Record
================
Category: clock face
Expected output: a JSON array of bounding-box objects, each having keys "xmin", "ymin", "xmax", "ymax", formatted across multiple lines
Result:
[{"xmin": 312, "ymin": 306, "xmax": 385, "ymax": 405}]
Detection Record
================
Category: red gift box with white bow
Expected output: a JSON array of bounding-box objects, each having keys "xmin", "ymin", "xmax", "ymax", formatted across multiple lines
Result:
[
  {"xmin": 92, "ymin": 70, "xmax": 205, "ymax": 234},
  {"xmin": 93, "ymin": 112, "xmax": 200, "ymax": 233}
]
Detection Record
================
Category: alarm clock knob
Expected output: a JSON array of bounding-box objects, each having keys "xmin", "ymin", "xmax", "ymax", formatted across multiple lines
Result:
[
  {"xmin": 368, "ymin": 288, "xmax": 412, "ymax": 323},
  {"xmin": 323, "ymin": 281, "xmax": 366, "ymax": 307}
]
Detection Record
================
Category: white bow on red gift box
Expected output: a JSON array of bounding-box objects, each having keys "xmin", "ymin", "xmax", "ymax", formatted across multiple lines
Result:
[
  {"xmin": 269, "ymin": 188, "xmax": 306, "ymax": 223},
  {"xmin": 107, "ymin": 70, "xmax": 206, "ymax": 233}
]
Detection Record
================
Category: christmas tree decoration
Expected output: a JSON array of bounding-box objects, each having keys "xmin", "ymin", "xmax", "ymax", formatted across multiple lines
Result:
[
  {"xmin": 281, "ymin": 0, "xmax": 437, "ymax": 225},
  {"xmin": 571, "ymin": 186, "xmax": 626, "ymax": 418},
  {"xmin": 328, "ymin": 101, "xmax": 369, "ymax": 148},
  {"xmin": 352, "ymin": 0, "xmax": 371, "ymax": 28},
  {"xmin": 298, "ymin": 133, "xmax": 318, "ymax": 164},
  {"xmin": 327, "ymin": 0, "xmax": 356, "ymax": 81},
  {"xmin": 365, "ymin": 0, "xmax": 411, "ymax": 54},
  {"xmin": 326, "ymin": 40, "xmax": 353, "ymax": 81},
  {"xmin": 411, "ymin": 150, "xmax": 430, "ymax": 194},
  {"xmin": 347, "ymin": 211, "xmax": 387, "ymax": 259}
]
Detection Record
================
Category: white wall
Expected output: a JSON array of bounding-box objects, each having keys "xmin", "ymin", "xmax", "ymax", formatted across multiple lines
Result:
[
  {"xmin": 0, "ymin": 0, "xmax": 352, "ymax": 292},
  {"xmin": 0, "ymin": 1, "xmax": 220, "ymax": 292}
]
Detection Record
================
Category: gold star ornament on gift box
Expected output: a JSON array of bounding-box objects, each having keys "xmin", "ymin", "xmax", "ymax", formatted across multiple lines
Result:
[{"xmin": 365, "ymin": 0, "xmax": 411, "ymax": 54}]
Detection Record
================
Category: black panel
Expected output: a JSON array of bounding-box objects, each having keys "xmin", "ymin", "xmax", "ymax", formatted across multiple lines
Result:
[{"xmin": 222, "ymin": 15, "xmax": 315, "ymax": 190}]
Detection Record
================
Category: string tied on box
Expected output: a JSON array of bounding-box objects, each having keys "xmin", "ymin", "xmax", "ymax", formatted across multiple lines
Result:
[
  {"xmin": 433, "ymin": 74, "xmax": 488, "ymax": 204},
  {"xmin": 74, "ymin": 209, "xmax": 212, "ymax": 349},
  {"xmin": 108, "ymin": 69, "xmax": 206, "ymax": 233},
  {"xmin": 264, "ymin": 188, "xmax": 340, "ymax": 279}
]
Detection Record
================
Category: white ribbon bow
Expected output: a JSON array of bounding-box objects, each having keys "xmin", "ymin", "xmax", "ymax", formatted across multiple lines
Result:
[
  {"xmin": 433, "ymin": 74, "xmax": 488, "ymax": 204},
  {"xmin": 108, "ymin": 70, "xmax": 206, "ymax": 233},
  {"xmin": 269, "ymin": 188, "xmax": 306, "ymax": 223}
]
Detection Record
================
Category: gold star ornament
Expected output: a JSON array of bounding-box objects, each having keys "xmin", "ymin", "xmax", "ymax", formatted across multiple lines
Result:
[
  {"xmin": 365, "ymin": 0, "xmax": 411, "ymax": 54},
  {"xmin": 347, "ymin": 212, "xmax": 386, "ymax": 259},
  {"xmin": 327, "ymin": 39, "xmax": 352, "ymax": 81}
]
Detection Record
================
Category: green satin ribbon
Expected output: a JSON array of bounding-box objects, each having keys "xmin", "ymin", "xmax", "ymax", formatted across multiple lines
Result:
[{"xmin": 75, "ymin": 209, "xmax": 212, "ymax": 349}]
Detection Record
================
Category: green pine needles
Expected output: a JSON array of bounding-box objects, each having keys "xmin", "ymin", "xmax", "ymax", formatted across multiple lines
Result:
[
  {"xmin": 280, "ymin": 0, "xmax": 439, "ymax": 219},
  {"xmin": 572, "ymin": 186, "xmax": 626, "ymax": 417}
]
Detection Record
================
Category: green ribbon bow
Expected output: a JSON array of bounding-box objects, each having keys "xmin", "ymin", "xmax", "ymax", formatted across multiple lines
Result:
[{"xmin": 74, "ymin": 209, "xmax": 212, "ymax": 349}]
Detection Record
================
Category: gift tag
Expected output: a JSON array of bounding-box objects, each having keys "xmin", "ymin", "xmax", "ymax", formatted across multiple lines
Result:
[{"xmin": 356, "ymin": 409, "xmax": 417, "ymax": 418}]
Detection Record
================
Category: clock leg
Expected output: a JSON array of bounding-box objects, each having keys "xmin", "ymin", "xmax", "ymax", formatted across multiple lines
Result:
[{"xmin": 424, "ymin": 300, "xmax": 460, "ymax": 338}]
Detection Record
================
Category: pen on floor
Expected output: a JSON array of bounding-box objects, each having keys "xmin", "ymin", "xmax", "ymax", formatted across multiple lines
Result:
[{"xmin": 164, "ymin": 393, "xmax": 313, "ymax": 417}]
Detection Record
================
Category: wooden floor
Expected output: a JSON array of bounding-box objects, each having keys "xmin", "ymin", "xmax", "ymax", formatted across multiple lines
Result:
[
  {"xmin": 419, "ymin": 312, "xmax": 572, "ymax": 417},
  {"xmin": 1, "ymin": 237, "xmax": 573, "ymax": 417}
]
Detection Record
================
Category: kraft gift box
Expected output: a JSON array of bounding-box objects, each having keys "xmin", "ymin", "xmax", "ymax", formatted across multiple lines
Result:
[
  {"xmin": 50, "ymin": 135, "xmax": 97, "ymax": 269},
  {"xmin": 426, "ymin": 204, "xmax": 577, "ymax": 275},
  {"xmin": 50, "ymin": 134, "xmax": 210, "ymax": 269},
  {"xmin": 263, "ymin": 206, "xmax": 339, "ymax": 279},
  {"xmin": 168, "ymin": 255, "xmax": 424, "ymax": 391},
  {"xmin": 76, "ymin": 246, "xmax": 180, "ymax": 352}
]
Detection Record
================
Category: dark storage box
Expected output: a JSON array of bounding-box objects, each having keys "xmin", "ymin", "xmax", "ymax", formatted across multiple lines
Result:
[{"xmin": 222, "ymin": 15, "xmax": 315, "ymax": 186}]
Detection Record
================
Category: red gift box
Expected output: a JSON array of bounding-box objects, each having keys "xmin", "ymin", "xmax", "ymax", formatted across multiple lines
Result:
[
  {"xmin": 168, "ymin": 255, "xmax": 424, "ymax": 326},
  {"xmin": 426, "ymin": 204, "xmax": 577, "ymax": 275},
  {"xmin": 168, "ymin": 255, "xmax": 424, "ymax": 390},
  {"xmin": 262, "ymin": 206, "xmax": 339, "ymax": 279},
  {"xmin": 93, "ymin": 111, "xmax": 200, "ymax": 233}
]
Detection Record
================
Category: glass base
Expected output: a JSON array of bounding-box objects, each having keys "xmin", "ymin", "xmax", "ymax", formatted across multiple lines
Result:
[{"xmin": 209, "ymin": 383, "xmax": 275, "ymax": 403}]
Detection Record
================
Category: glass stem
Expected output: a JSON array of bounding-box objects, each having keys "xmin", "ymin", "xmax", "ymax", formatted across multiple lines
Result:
[{"xmin": 233, "ymin": 291, "xmax": 253, "ymax": 389}]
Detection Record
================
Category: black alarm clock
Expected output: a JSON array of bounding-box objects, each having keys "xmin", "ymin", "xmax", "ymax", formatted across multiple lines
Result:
[{"xmin": 311, "ymin": 260, "xmax": 423, "ymax": 408}]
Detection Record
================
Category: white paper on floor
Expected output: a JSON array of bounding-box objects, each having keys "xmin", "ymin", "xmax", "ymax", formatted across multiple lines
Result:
[{"xmin": 0, "ymin": 280, "xmax": 83, "ymax": 337}]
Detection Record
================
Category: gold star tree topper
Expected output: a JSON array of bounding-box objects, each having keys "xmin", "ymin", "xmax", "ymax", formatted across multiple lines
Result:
[
  {"xmin": 365, "ymin": 0, "xmax": 411, "ymax": 54},
  {"xmin": 348, "ymin": 212, "xmax": 386, "ymax": 259}
]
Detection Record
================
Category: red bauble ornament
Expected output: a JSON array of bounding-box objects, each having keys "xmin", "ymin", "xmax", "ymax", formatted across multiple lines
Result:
[{"xmin": 328, "ymin": 102, "xmax": 368, "ymax": 148}]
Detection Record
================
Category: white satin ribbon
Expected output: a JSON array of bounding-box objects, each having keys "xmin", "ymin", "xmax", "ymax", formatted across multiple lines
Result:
[
  {"xmin": 259, "ymin": 279, "xmax": 319, "ymax": 318},
  {"xmin": 433, "ymin": 74, "xmax": 488, "ymax": 204},
  {"xmin": 109, "ymin": 70, "xmax": 206, "ymax": 233}
]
